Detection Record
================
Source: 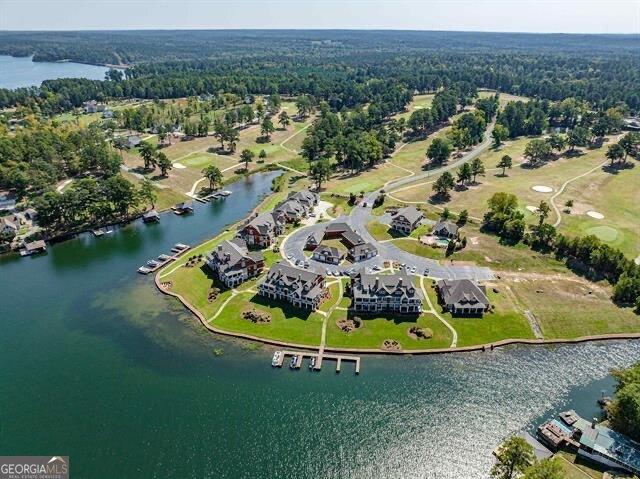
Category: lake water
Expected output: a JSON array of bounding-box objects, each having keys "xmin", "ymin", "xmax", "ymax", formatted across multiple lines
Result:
[
  {"xmin": 1, "ymin": 170, "xmax": 639, "ymax": 478},
  {"xmin": 0, "ymin": 55, "xmax": 110, "ymax": 89}
]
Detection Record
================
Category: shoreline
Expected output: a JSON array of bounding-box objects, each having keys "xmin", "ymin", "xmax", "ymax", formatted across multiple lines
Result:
[
  {"xmin": 154, "ymin": 189, "xmax": 640, "ymax": 356},
  {"xmin": 2, "ymin": 167, "xmax": 283, "ymax": 256},
  {"xmin": 155, "ymin": 271, "xmax": 640, "ymax": 355}
]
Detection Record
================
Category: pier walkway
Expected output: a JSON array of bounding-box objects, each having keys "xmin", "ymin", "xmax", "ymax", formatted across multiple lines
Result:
[{"xmin": 274, "ymin": 350, "xmax": 361, "ymax": 374}]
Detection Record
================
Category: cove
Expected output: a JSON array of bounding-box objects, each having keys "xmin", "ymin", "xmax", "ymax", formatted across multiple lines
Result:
[
  {"xmin": 0, "ymin": 169, "xmax": 638, "ymax": 478},
  {"xmin": 0, "ymin": 55, "xmax": 110, "ymax": 89}
]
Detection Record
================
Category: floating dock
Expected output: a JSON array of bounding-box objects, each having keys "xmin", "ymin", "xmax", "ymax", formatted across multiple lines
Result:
[
  {"xmin": 195, "ymin": 190, "xmax": 233, "ymax": 204},
  {"xmin": 137, "ymin": 243, "xmax": 190, "ymax": 274},
  {"xmin": 272, "ymin": 350, "xmax": 360, "ymax": 374},
  {"xmin": 91, "ymin": 226, "xmax": 114, "ymax": 237}
]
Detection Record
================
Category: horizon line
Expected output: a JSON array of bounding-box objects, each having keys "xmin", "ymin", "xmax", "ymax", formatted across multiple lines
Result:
[{"xmin": 0, "ymin": 28, "xmax": 638, "ymax": 36}]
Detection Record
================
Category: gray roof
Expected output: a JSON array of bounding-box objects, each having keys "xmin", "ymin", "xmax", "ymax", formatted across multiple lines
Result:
[
  {"xmin": 274, "ymin": 199, "xmax": 306, "ymax": 216},
  {"xmin": 208, "ymin": 238, "xmax": 263, "ymax": 274},
  {"xmin": 436, "ymin": 279, "xmax": 489, "ymax": 309},
  {"xmin": 433, "ymin": 220, "xmax": 459, "ymax": 236},
  {"xmin": 287, "ymin": 190, "xmax": 317, "ymax": 205},
  {"xmin": 393, "ymin": 206, "xmax": 423, "ymax": 225},
  {"xmin": 1, "ymin": 217, "xmax": 18, "ymax": 230},
  {"xmin": 352, "ymin": 273, "xmax": 422, "ymax": 301},
  {"xmin": 342, "ymin": 229, "xmax": 364, "ymax": 246},
  {"xmin": 262, "ymin": 262, "xmax": 325, "ymax": 300},
  {"xmin": 350, "ymin": 242, "xmax": 377, "ymax": 256},
  {"xmin": 579, "ymin": 423, "xmax": 640, "ymax": 474},
  {"xmin": 314, "ymin": 244, "xmax": 341, "ymax": 259},
  {"xmin": 324, "ymin": 222, "xmax": 364, "ymax": 245},
  {"xmin": 244, "ymin": 211, "xmax": 282, "ymax": 235},
  {"xmin": 306, "ymin": 229, "xmax": 324, "ymax": 245},
  {"xmin": 325, "ymin": 222, "xmax": 350, "ymax": 234}
]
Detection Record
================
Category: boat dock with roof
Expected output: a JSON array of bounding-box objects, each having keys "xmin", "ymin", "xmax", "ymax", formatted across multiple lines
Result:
[{"xmin": 537, "ymin": 410, "xmax": 640, "ymax": 476}]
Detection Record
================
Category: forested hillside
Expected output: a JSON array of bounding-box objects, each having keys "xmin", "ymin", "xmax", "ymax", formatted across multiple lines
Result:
[{"xmin": 0, "ymin": 30, "xmax": 638, "ymax": 114}]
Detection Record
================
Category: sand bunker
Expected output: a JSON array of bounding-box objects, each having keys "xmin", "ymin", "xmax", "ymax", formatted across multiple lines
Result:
[
  {"xmin": 173, "ymin": 162, "xmax": 186, "ymax": 169},
  {"xmin": 532, "ymin": 185, "xmax": 553, "ymax": 193},
  {"xmin": 586, "ymin": 211, "xmax": 604, "ymax": 219},
  {"xmin": 635, "ymin": 256, "xmax": 640, "ymax": 266},
  {"xmin": 526, "ymin": 205, "xmax": 539, "ymax": 213}
]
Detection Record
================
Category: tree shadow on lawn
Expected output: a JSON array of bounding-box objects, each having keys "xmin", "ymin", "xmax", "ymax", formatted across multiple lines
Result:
[
  {"xmin": 385, "ymin": 226, "xmax": 410, "ymax": 239},
  {"xmin": 602, "ymin": 162, "xmax": 635, "ymax": 176},
  {"xmin": 428, "ymin": 193, "xmax": 451, "ymax": 205},
  {"xmin": 248, "ymin": 293, "xmax": 314, "ymax": 320}
]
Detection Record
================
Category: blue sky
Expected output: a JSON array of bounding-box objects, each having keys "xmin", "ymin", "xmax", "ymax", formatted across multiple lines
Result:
[{"xmin": 0, "ymin": 0, "xmax": 638, "ymax": 33}]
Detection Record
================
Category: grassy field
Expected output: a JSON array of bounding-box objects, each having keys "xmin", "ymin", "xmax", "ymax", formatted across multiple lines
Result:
[
  {"xmin": 392, "ymin": 137, "xmax": 616, "ymax": 227},
  {"xmin": 555, "ymin": 160, "xmax": 639, "ymax": 259},
  {"xmin": 554, "ymin": 451, "xmax": 634, "ymax": 479},
  {"xmin": 325, "ymin": 310, "xmax": 452, "ymax": 350},
  {"xmin": 320, "ymin": 193, "xmax": 355, "ymax": 217},
  {"xmin": 478, "ymin": 90, "xmax": 531, "ymax": 107},
  {"xmin": 120, "ymin": 100, "xmax": 314, "ymax": 197},
  {"xmin": 390, "ymin": 124, "xmax": 454, "ymax": 173},
  {"xmin": 425, "ymin": 281, "xmax": 534, "ymax": 346},
  {"xmin": 393, "ymin": 238, "xmax": 447, "ymax": 260},
  {"xmin": 507, "ymin": 276, "xmax": 639, "ymax": 339},
  {"xmin": 393, "ymin": 93, "xmax": 435, "ymax": 120},
  {"xmin": 323, "ymin": 163, "xmax": 407, "ymax": 194},
  {"xmin": 211, "ymin": 292, "xmax": 324, "ymax": 346},
  {"xmin": 366, "ymin": 219, "xmax": 394, "ymax": 240}
]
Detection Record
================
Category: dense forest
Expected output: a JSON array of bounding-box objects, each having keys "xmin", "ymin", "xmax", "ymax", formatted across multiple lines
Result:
[{"xmin": 0, "ymin": 30, "xmax": 638, "ymax": 115}]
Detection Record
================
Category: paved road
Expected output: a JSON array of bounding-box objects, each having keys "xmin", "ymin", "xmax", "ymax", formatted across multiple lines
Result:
[
  {"xmin": 281, "ymin": 121, "xmax": 496, "ymax": 281},
  {"xmin": 386, "ymin": 120, "xmax": 496, "ymax": 194}
]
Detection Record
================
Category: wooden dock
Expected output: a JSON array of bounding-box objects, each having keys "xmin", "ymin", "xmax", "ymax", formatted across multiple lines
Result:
[
  {"xmin": 137, "ymin": 243, "xmax": 190, "ymax": 274},
  {"xmin": 273, "ymin": 350, "xmax": 360, "ymax": 374}
]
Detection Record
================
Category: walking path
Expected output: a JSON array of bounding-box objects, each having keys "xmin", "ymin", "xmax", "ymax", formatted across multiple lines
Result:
[
  {"xmin": 279, "ymin": 123, "xmax": 312, "ymax": 154},
  {"xmin": 420, "ymin": 276, "xmax": 457, "ymax": 347},
  {"xmin": 385, "ymin": 121, "xmax": 496, "ymax": 193},
  {"xmin": 186, "ymin": 162, "xmax": 243, "ymax": 197},
  {"xmin": 550, "ymin": 159, "xmax": 609, "ymax": 227},
  {"xmin": 275, "ymin": 162, "xmax": 306, "ymax": 176}
]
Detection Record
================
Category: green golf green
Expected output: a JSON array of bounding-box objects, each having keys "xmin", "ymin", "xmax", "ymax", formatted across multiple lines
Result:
[{"xmin": 585, "ymin": 225, "xmax": 619, "ymax": 242}]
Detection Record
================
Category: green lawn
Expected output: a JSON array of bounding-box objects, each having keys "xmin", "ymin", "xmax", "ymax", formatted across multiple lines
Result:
[
  {"xmin": 320, "ymin": 193, "xmax": 355, "ymax": 217},
  {"xmin": 425, "ymin": 282, "xmax": 534, "ymax": 346},
  {"xmin": 211, "ymin": 292, "xmax": 324, "ymax": 346},
  {"xmin": 366, "ymin": 220, "xmax": 393, "ymax": 240},
  {"xmin": 555, "ymin": 159, "xmax": 640, "ymax": 259},
  {"xmin": 323, "ymin": 163, "xmax": 406, "ymax": 194},
  {"xmin": 508, "ymin": 277, "xmax": 640, "ymax": 339},
  {"xmin": 554, "ymin": 451, "xmax": 634, "ymax": 479},
  {"xmin": 392, "ymin": 137, "xmax": 617, "ymax": 228},
  {"xmin": 393, "ymin": 93, "xmax": 435, "ymax": 121},
  {"xmin": 325, "ymin": 310, "xmax": 452, "ymax": 350},
  {"xmin": 319, "ymin": 281, "xmax": 342, "ymax": 313},
  {"xmin": 393, "ymin": 238, "xmax": 446, "ymax": 260}
]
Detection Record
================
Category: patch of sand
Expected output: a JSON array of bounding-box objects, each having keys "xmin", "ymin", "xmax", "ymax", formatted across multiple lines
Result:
[
  {"xmin": 173, "ymin": 162, "xmax": 186, "ymax": 169},
  {"xmin": 532, "ymin": 185, "xmax": 553, "ymax": 193},
  {"xmin": 586, "ymin": 210, "xmax": 604, "ymax": 219},
  {"xmin": 525, "ymin": 205, "xmax": 539, "ymax": 213},
  {"xmin": 634, "ymin": 256, "xmax": 640, "ymax": 266}
]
